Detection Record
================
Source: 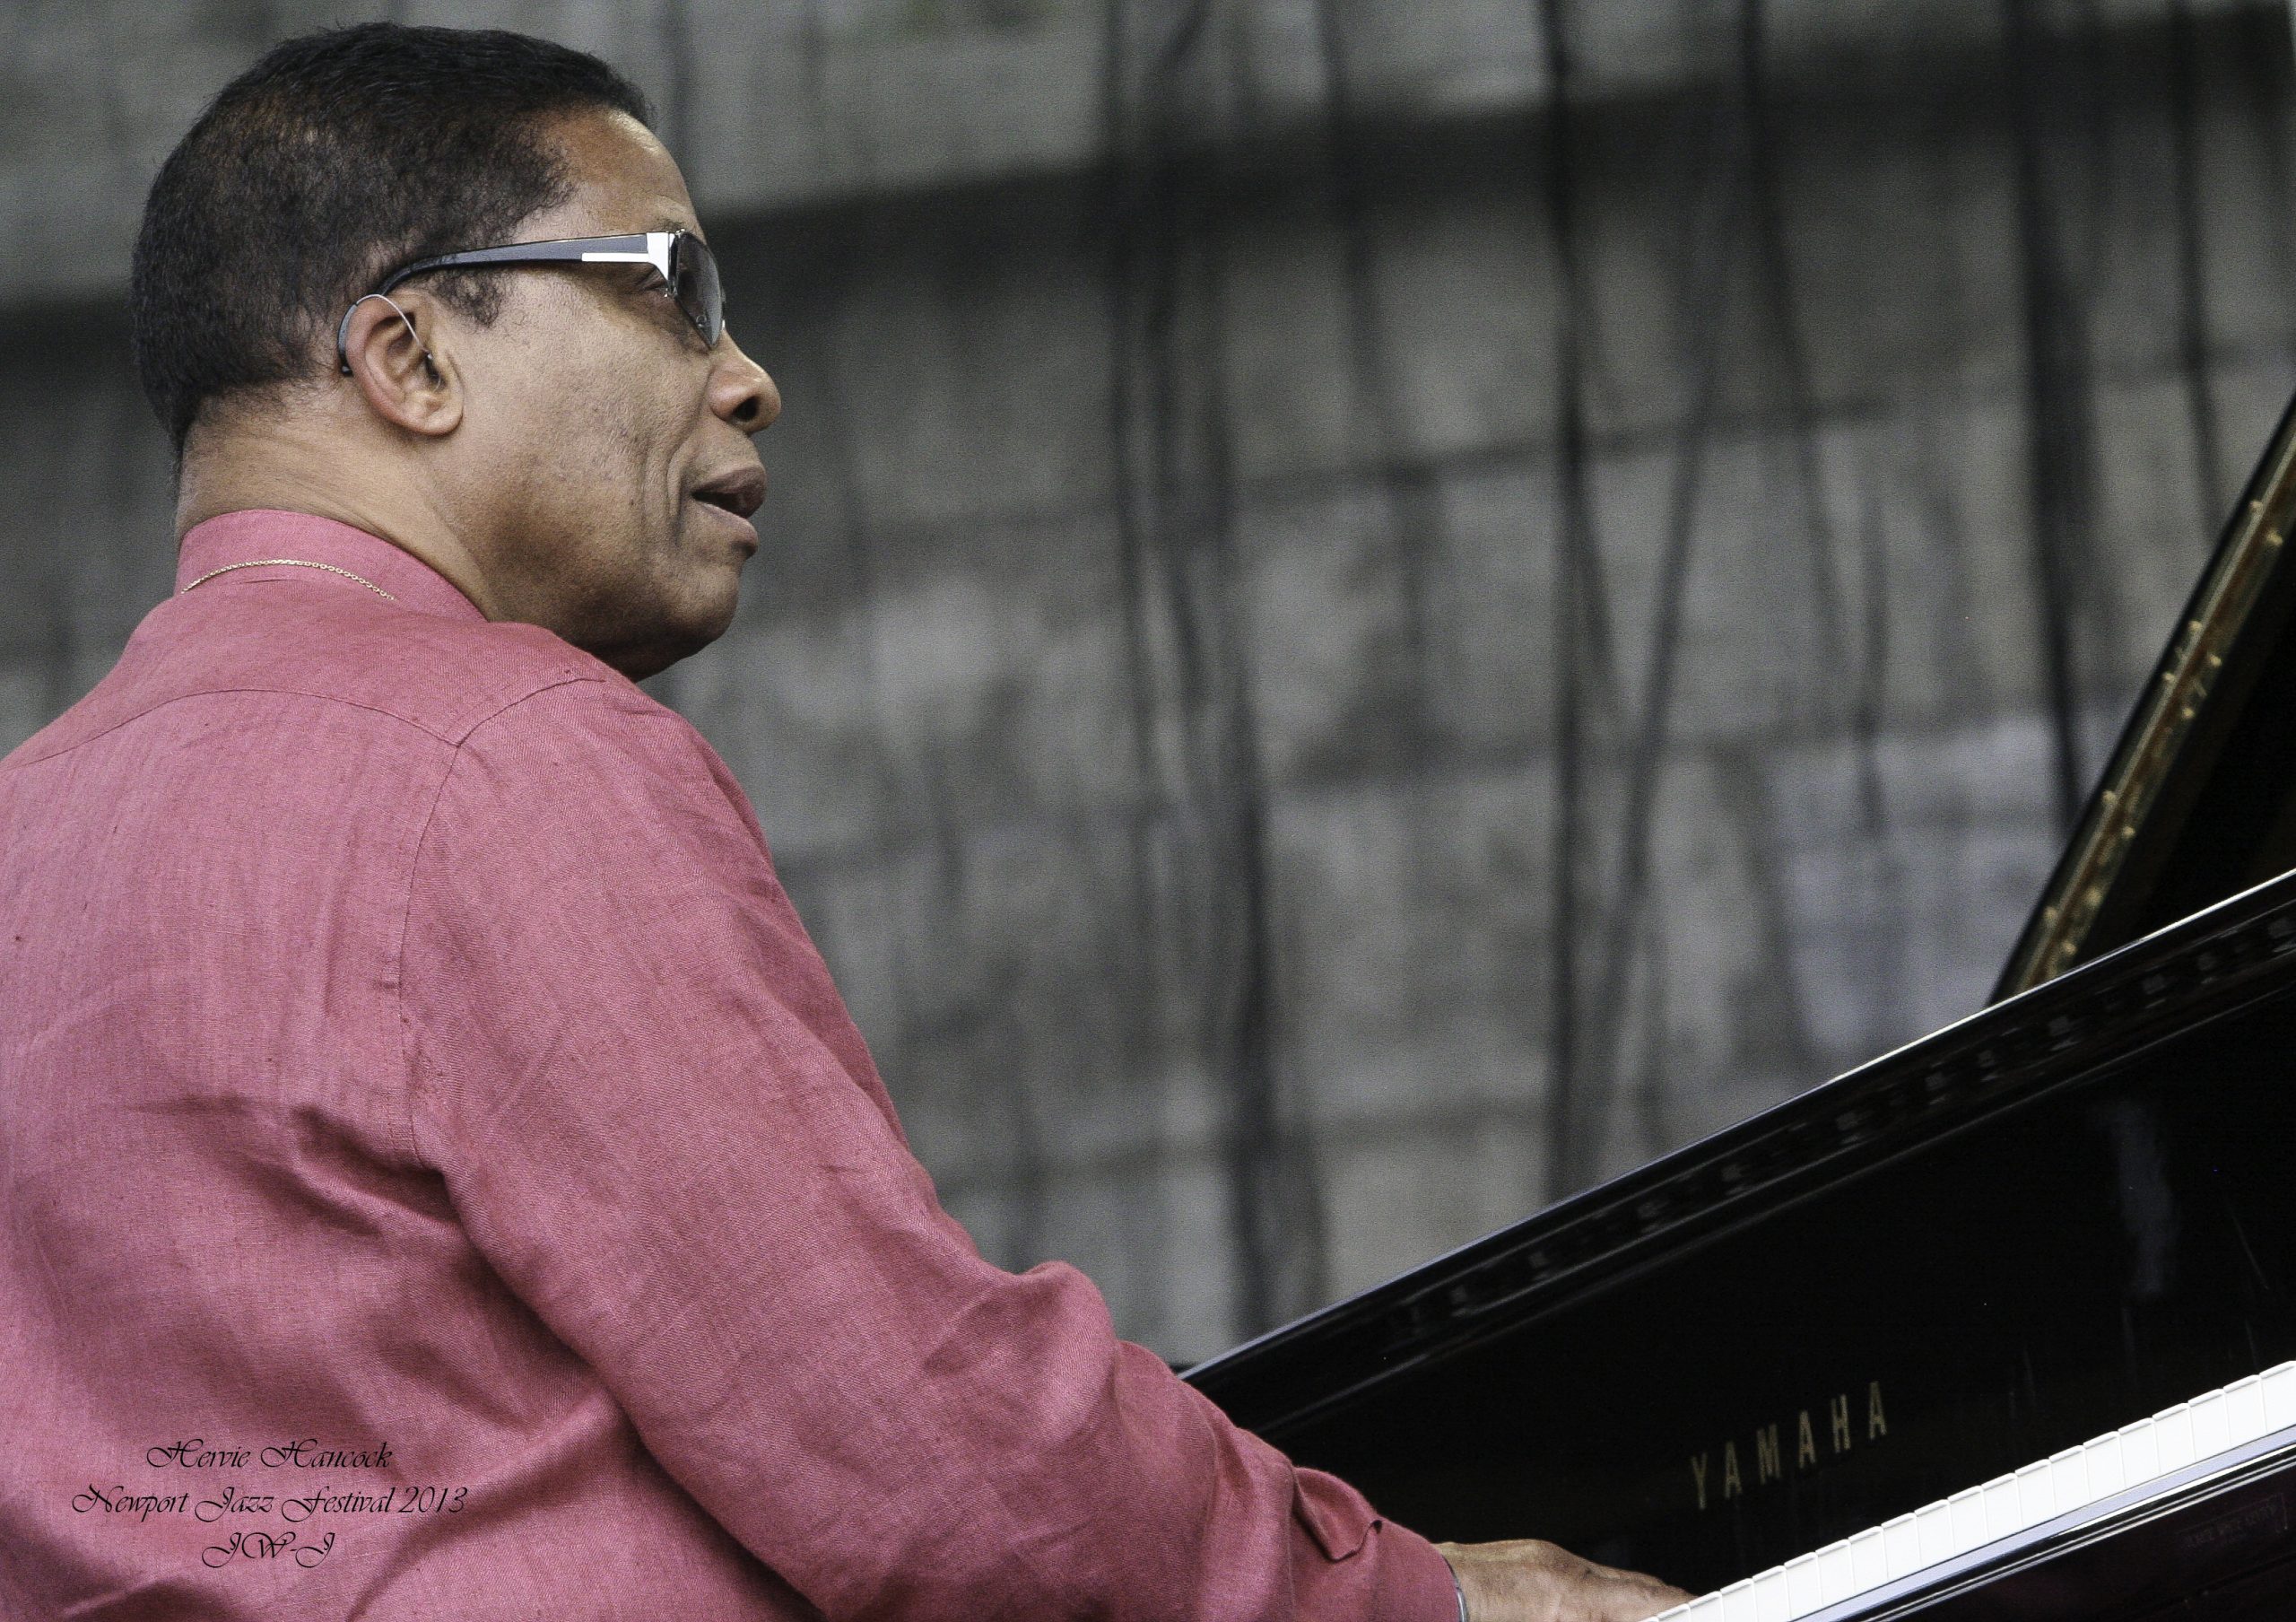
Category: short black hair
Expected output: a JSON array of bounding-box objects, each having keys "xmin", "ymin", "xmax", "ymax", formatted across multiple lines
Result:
[{"xmin": 128, "ymin": 22, "xmax": 653, "ymax": 460}]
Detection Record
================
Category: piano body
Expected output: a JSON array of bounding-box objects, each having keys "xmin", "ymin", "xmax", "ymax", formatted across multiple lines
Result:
[{"xmin": 1181, "ymin": 394, "xmax": 2296, "ymax": 1618}]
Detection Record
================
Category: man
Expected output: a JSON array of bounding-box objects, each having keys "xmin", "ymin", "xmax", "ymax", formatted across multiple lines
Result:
[{"xmin": 0, "ymin": 23, "xmax": 1685, "ymax": 1621}]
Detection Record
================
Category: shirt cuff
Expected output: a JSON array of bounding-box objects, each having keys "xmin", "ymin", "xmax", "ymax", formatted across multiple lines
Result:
[{"xmin": 1377, "ymin": 1522, "xmax": 1472, "ymax": 1622}]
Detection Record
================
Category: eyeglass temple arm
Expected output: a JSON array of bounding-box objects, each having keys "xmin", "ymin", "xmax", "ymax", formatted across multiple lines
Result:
[
  {"xmin": 335, "ymin": 233, "xmax": 681, "ymax": 373},
  {"xmin": 374, "ymin": 233, "xmax": 672, "ymax": 296}
]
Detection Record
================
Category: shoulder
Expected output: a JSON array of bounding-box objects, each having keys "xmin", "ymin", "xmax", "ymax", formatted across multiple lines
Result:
[
  {"xmin": 429, "ymin": 663, "xmax": 766, "ymax": 870},
  {"xmin": 292, "ymin": 607, "xmax": 628, "ymax": 746},
  {"xmin": 404, "ymin": 653, "xmax": 800, "ymax": 998},
  {"xmin": 14, "ymin": 589, "xmax": 632, "ymax": 764},
  {"xmin": 210, "ymin": 597, "xmax": 726, "ymax": 766},
  {"xmin": 452, "ymin": 664, "xmax": 728, "ymax": 783},
  {"xmin": 4, "ymin": 596, "xmax": 623, "ymax": 775}
]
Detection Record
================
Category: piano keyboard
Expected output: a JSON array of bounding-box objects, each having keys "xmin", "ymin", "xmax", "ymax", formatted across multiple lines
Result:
[{"xmin": 1654, "ymin": 1362, "xmax": 2296, "ymax": 1621}]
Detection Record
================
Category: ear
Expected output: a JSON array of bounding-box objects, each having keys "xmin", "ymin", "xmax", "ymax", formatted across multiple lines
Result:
[{"xmin": 339, "ymin": 292, "xmax": 461, "ymax": 438}]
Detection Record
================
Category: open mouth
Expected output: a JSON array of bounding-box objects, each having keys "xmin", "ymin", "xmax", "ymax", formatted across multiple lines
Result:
[{"xmin": 690, "ymin": 465, "xmax": 768, "ymax": 521}]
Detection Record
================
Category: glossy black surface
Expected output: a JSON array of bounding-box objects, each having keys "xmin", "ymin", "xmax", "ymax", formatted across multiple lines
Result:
[
  {"xmin": 1185, "ymin": 871, "xmax": 2296, "ymax": 1597},
  {"xmin": 1998, "ymin": 388, "xmax": 2296, "ymax": 998}
]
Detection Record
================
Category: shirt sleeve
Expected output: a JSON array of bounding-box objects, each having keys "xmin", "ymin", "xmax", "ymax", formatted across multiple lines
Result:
[{"xmin": 397, "ymin": 677, "xmax": 1458, "ymax": 1622}]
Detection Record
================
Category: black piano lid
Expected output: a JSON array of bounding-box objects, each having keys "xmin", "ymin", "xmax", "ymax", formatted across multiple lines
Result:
[
  {"xmin": 1184, "ymin": 854, "xmax": 2296, "ymax": 1441},
  {"xmin": 1996, "ymin": 386, "xmax": 2296, "ymax": 1001}
]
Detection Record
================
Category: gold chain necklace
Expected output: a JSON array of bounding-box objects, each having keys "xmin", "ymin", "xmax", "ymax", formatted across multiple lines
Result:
[{"xmin": 178, "ymin": 558, "xmax": 398, "ymax": 602}]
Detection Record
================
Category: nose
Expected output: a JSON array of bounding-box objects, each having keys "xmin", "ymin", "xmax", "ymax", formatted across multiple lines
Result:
[{"xmin": 712, "ymin": 331, "xmax": 780, "ymax": 435}]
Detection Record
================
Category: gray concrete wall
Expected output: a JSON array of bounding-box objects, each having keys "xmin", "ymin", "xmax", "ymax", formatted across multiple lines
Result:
[{"xmin": 4, "ymin": 0, "xmax": 2292, "ymax": 1363}]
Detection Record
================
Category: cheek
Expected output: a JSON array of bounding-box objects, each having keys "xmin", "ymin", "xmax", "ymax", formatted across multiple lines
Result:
[
  {"xmin": 585, "ymin": 382, "xmax": 688, "ymax": 487},
  {"xmin": 547, "ymin": 399, "xmax": 670, "ymax": 530},
  {"xmin": 488, "ymin": 324, "xmax": 694, "ymax": 528}
]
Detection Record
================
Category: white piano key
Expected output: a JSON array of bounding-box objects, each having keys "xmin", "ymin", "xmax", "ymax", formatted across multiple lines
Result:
[
  {"xmin": 2048, "ymin": 1446, "xmax": 2087, "ymax": 1516},
  {"xmin": 1782, "ymin": 1549, "xmax": 1822, "ymax": 1615},
  {"xmin": 2120, "ymin": 1413, "xmax": 2161, "ymax": 1483},
  {"xmin": 2264, "ymin": 1363, "xmax": 2296, "ymax": 1427},
  {"xmin": 2153, "ymin": 1402, "xmax": 2196, "ymax": 1472},
  {"xmin": 1811, "ymin": 1539, "xmax": 1857, "ymax": 1608},
  {"xmin": 1980, "ymin": 1472, "xmax": 2025, "ymax": 1539},
  {"xmin": 1880, "ymin": 1513, "xmax": 1923, "ymax": 1581},
  {"xmin": 2084, "ymin": 1430, "xmax": 2126, "ymax": 1498},
  {"xmin": 1752, "ymin": 1565, "xmax": 1794, "ymax": 1622},
  {"xmin": 1849, "ymin": 1525, "xmax": 1887, "ymax": 1591},
  {"xmin": 2189, "ymin": 1390, "xmax": 2231, "ymax": 1458},
  {"xmin": 1714, "ymin": 1577, "xmax": 1757, "ymax": 1622},
  {"xmin": 2014, "ymin": 1460, "xmax": 2054, "ymax": 1527},
  {"xmin": 1948, "ymin": 1484, "xmax": 1990, "ymax": 1551},
  {"xmin": 1917, "ymin": 1498, "xmax": 1958, "ymax": 1565},
  {"xmin": 2225, "ymin": 1374, "xmax": 2267, "ymax": 1446}
]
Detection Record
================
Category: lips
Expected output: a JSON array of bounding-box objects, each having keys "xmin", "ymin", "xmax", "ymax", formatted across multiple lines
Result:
[{"xmin": 690, "ymin": 464, "xmax": 768, "ymax": 520}]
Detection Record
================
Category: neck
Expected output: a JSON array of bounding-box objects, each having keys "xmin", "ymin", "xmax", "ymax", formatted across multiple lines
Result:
[{"xmin": 174, "ymin": 426, "xmax": 500, "ymax": 617}]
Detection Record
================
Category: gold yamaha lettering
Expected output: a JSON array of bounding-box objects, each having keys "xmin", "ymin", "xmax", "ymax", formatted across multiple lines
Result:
[
  {"xmin": 1754, "ymin": 1423, "xmax": 1782, "ymax": 1485},
  {"xmin": 1689, "ymin": 1382, "xmax": 1889, "ymax": 1513}
]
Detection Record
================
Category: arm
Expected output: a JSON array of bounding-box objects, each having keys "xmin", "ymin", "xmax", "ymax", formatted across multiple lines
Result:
[{"xmin": 398, "ymin": 678, "xmax": 1459, "ymax": 1621}]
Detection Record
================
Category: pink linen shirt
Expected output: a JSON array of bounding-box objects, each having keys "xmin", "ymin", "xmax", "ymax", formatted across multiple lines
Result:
[{"xmin": 0, "ymin": 510, "xmax": 1457, "ymax": 1622}]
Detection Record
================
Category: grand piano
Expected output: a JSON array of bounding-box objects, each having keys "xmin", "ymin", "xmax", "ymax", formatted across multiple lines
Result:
[{"xmin": 1182, "ymin": 395, "xmax": 2296, "ymax": 1618}]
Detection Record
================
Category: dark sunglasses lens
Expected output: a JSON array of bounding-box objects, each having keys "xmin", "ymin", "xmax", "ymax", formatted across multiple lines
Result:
[{"xmin": 674, "ymin": 235, "xmax": 724, "ymax": 345}]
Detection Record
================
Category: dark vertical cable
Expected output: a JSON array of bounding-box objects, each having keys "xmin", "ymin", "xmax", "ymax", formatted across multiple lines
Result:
[
  {"xmin": 2228, "ymin": 4, "xmax": 2296, "ymax": 271},
  {"xmin": 1121, "ymin": 0, "xmax": 1322, "ymax": 1336},
  {"xmin": 1552, "ymin": 43, "xmax": 1750, "ymax": 1198},
  {"xmin": 1730, "ymin": 0, "xmax": 1827, "ymax": 1070},
  {"xmin": 1144, "ymin": 6, "xmax": 1212, "ymax": 717},
  {"xmin": 38, "ymin": 558, "xmax": 75, "ymax": 728},
  {"xmin": 2005, "ymin": 0, "xmax": 2096, "ymax": 837},
  {"xmin": 1852, "ymin": 481, "xmax": 1909, "ymax": 1051},
  {"xmin": 1099, "ymin": 0, "xmax": 1172, "ymax": 1043},
  {"xmin": 1196, "ymin": 130, "xmax": 1326, "ymax": 1339},
  {"xmin": 1535, "ymin": 0, "xmax": 1591, "ymax": 1206},
  {"xmin": 658, "ymin": 0, "xmax": 696, "ymax": 175},
  {"xmin": 798, "ymin": 0, "xmax": 831, "ymax": 116},
  {"xmin": 1315, "ymin": 0, "xmax": 1437, "ymax": 754},
  {"xmin": 2165, "ymin": 0, "xmax": 2224, "ymax": 529},
  {"xmin": 1739, "ymin": 0, "xmax": 1858, "ymax": 764}
]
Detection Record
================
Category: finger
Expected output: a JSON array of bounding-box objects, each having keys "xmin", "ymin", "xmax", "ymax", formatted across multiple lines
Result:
[{"xmin": 1583, "ymin": 1566, "xmax": 1694, "ymax": 1622}]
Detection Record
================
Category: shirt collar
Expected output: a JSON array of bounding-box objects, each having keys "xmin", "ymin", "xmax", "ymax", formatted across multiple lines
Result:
[{"xmin": 174, "ymin": 510, "xmax": 487, "ymax": 623}]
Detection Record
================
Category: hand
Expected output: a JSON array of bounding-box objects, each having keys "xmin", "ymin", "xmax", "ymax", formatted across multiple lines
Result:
[{"xmin": 1435, "ymin": 1537, "xmax": 1692, "ymax": 1622}]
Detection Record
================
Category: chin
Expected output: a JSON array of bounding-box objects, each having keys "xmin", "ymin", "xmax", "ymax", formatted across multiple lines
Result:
[
  {"xmin": 691, "ymin": 575, "xmax": 744, "ymax": 643},
  {"xmin": 629, "ymin": 597, "xmax": 741, "ymax": 680},
  {"xmin": 570, "ymin": 607, "xmax": 717, "ymax": 685}
]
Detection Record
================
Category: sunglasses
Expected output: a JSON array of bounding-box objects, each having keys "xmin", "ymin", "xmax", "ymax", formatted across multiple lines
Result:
[{"xmin": 334, "ymin": 229, "xmax": 726, "ymax": 375}]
